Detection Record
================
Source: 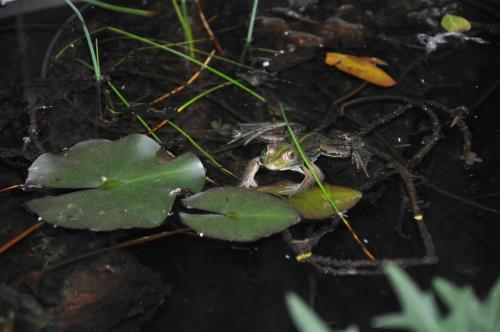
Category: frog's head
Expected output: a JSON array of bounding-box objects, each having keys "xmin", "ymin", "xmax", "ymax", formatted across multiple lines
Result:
[{"xmin": 260, "ymin": 143, "xmax": 301, "ymax": 171}]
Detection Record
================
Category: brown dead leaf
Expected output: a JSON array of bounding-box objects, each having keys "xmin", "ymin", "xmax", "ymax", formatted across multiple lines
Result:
[{"xmin": 325, "ymin": 52, "xmax": 396, "ymax": 87}]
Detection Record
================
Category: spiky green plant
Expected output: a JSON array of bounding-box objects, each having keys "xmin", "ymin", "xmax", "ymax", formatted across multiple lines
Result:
[{"xmin": 286, "ymin": 263, "xmax": 500, "ymax": 332}]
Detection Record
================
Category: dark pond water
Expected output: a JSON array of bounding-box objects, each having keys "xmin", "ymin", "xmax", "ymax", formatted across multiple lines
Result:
[{"xmin": 0, "ymin": 0, "xmax": 499, "ymax": 331}]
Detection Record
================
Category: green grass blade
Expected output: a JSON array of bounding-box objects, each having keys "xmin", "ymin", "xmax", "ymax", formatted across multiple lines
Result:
[
  {"xmin": 278, "ymin": 103, "xmax": 375, "ymax": 260},
  {"xmin": 106, "ymin": 80, "xmax": 162, "ymax": 143},
  {"xmin": 246, "ymin": 0, "xmax": 259, "ymax": 44},
  {"xmin": 107, "ymin": 27, "xmax": 265, "ymax": 102},
  {"xmin": 64, "ymin": 0, "xmax": 101, "ymax": 81},
  {"xmin": 106, "ymin": 80, "xmax": 130, "ymax": 107},
  {"xmin": 167, "ymin": 121, "xmax": 237, "ymax": 178},
  {"xmin": 84, "ymin": 0, "xmax": 155, "ymax": 16},
  {"xmin": 177, "ymin": 82, "xmax": 232, "ymax": 113},
  {"xmin": 172, "ymin": 0, "xmax": 195, "ymax": 58}
]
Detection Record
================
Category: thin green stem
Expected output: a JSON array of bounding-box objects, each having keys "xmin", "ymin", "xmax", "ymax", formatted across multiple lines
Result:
[
  {"xmin": 167, "ymin": 121, "xmax": 237, "ymax": 178},
  {"xmin": 106, "ymin": 81, "xmax": 130, "ymax": 107},
  {"xmin": 64, "ymin": 0, "xmax": 101, "ymax": 81},
  {"xmin": 172, "ymin": 0, "xmax": 195, "ymax": 58},
  {"xmin": 246, "ymin": 0, "xmax": 259, "ymax": 44},
  {"xmin": 279, "ymin": 104, "xmax": 375, "ymax": 260},
  {"xmin": 177, "ymin": 82, "xmax": 232, "ymax": 113},
  {"xmin": 107, "ymin": 27, "xmax": 265, "ymax": 102},
  {"xmin": 84, "ymin": 0, "xmax": 155, "ymax": 16},
  {"xmin": 106, "ymin": 80, "xmax": 162, "ymax": 143}
]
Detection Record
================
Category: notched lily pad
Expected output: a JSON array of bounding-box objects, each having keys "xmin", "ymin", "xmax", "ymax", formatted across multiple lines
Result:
[
  {"xmin": 180, "ymin": 187, "xmax": 301, "ymax": 242},
  {"xmin": 26, "ymin": 134, "xmax": 205, "ymax": 231}
]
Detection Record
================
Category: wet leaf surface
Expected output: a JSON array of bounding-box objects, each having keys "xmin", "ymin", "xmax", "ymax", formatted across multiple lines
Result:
[
  {"xmin": 180, "ymin": 187, "xmax": 300, "ymax": 242},
  {"xmin": 26, "ymin": 134, "xmax": 205, "ymax": 230},
  {"xmin": 287, "ymin": 183, "xmax": 362, "ymax": 220}
]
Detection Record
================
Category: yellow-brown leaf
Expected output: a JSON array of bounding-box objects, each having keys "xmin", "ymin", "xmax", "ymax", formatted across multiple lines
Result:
[{"xmin": 325, "ymin": 52, "xmax": 396, "ymax": 87}]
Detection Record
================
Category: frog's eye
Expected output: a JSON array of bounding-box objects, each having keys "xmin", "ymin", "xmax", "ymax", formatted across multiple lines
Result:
[{"xmin": 285, "ymin": 150, "xmax": 296, "ymax": 161}]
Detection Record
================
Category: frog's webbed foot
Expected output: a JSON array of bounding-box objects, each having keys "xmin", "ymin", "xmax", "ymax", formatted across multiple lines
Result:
[
  {"xmin": 240, "ymin": 177, "xmax": 258, "ymax": 188},
  {"xmin": 352, "ymin": 149, "xmax": 372, "ymax": 178},
  {"xmin": 347, "ymin": 134, "xmax": 372, "ymax": 177},
  {"xmin": 229, "ymin": 122, "xmax": 306, "ymax": 145}
]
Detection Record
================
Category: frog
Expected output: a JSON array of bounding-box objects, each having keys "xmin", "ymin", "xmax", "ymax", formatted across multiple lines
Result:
[{"xmin": 235, "ymin": 123, "xmax": 370, "ymax": 196}]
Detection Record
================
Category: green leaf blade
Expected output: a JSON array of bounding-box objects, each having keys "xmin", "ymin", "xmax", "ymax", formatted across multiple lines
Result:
[
  {"xmin": 180, "ymin": 187, "xmax": 300, "ymax": 242},
  {"xmin": 27, "ymin": 182, "xmax": 176, "ymax": 231},
  {"xmin": 285, "ymin": 292, "xmax": 331, "ymax": 332}
]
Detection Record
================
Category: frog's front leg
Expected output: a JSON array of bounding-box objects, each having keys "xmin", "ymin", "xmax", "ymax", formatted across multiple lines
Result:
[
  {"xmin": 282, "ymin": 163, "xmax": 325, "ymax": 196},
  {"xmin": 239, "ymin": 157, "xmax": 261, "ymax": 188},
  {"xmin": 299, "ymin": 163, "xmax": 325, "ymax": 192}
]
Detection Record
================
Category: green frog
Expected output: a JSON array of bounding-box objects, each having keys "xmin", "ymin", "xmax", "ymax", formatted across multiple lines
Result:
[{"xmin": 235, "ymin": 123, "xmax": 370, "ymax": 196}]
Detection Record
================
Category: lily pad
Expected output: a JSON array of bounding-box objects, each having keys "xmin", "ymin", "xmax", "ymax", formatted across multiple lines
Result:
[
  {"xmin": 26, "ymin": 134, "xmax": 205, "ymax": 231},
  {"xmin": 287, "ymin": 183, "xmax": 362, "ymax": 220},
  {"xmin": 180, "ymin": 187, "xmax": 300, "ymax": 242},
  {"xmin": 441, "ymin": 14, "xmax": 471, "ymax": 33}
]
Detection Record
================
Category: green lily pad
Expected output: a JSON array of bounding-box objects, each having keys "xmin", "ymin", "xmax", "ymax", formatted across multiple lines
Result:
[
  {"xmin": 180, "ymin": 187, "xmax": 300, "ymax": 242},
  {"xmin": 441, "ymin": 14, "xmax": 471, "ymax": 33},
  {"xmin": 287, "ymin": 183, "xmax": 362, "ymax": 220},
  {"xmin": 26, "ymin": 134, "xmax": 205, "ymax": 231}
]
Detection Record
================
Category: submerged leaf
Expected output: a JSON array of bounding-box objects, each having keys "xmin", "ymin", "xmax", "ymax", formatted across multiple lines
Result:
[
  {"xmin": 180, "ymin": 187, "xmax": 300, "ymax": 242},
  {"xmin": 441, "ymin": 14, "xmax": 471, "ymax": 33},
  {"xmin": 325, "ymin": 52, "xmax": 396, "ymax": 87},
  {"xmin": 26, "ymin": 134, "xmax": 205, "ymax": 231}
]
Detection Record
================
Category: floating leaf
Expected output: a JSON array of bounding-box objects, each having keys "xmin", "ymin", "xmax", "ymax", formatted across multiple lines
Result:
[
  {"xmin": 287, "ymin": 183, "xmax": 362, "ymax": 220},
  {"xmin": 180, "ymin": 187, "xmax": 300, "ymax": 242},
  {"xmin": 26, "ymin": 134, "xmax": 205, "ymax": 231},
  {"xmin": 325, "ymin": 52, "xmax": 396, "ymax": 87},
  {"xmin": 441, "ymin": 14, "xmax": 471, "ymax": 33},
  {"xmin": 258, "ymin": 181, "xmax": 362, "ymax": 219}
]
